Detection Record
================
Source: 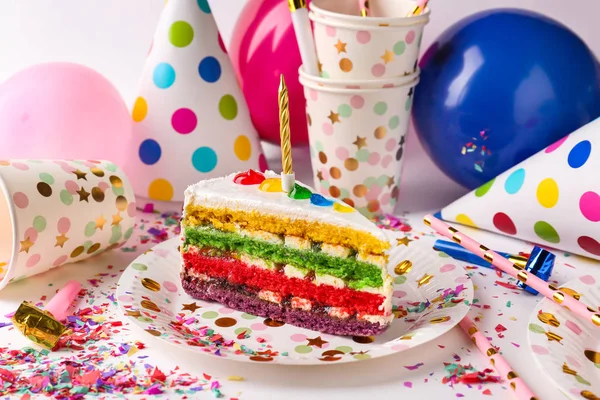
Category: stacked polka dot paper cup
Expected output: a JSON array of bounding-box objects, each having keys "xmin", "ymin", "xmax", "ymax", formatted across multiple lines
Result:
[
  {"xmin": 0, "ymin": 160, "xmax": 135, "ymax": 291},
  {"xmin": 300, "ymin": 0, "xmax": 429, "ymax": 217},
  {"xmin": 125, "ymin": 0, "xmax": 266, "ymax": 209}
]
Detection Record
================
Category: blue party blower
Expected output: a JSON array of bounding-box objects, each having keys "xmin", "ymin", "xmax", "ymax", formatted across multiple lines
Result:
[{"xmin": 433, "ymin": 240, "xmax": 555, "ymax": 295}]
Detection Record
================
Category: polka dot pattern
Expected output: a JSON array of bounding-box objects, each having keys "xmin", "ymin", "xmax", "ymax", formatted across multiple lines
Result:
[
  {"xmin": 171, "ymin": 108, "xmax": 197, "ymax": 134},
  {"xmin": 169, "ymin": 21, "xmax": 194, "ymax": 47},
  {"xmin": 198, "ymin": 56, "xmax": 221, "ymax": 83},
  {"xmin": 130, "ymin": 4, "xmax": 265, "ymax": 203},
  {"xmin": 153, "ymin": 62, "xmax": 176, "ymax": 89},
  {"xmin": 192, "ymin": 147, "xmax": 218, "ymax": 173},
  {"xmin": 139, "ymin": 139, "xmax": 162, "ymax": 165},
  {"xmin": 1, "ymin": 160, "xmax": 134, "ymax": 286}
]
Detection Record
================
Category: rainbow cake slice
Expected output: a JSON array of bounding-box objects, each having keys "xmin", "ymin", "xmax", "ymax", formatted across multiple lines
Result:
[{"xmin": 180, "ymin": 169, "xmax": 393, "ymax": 336}]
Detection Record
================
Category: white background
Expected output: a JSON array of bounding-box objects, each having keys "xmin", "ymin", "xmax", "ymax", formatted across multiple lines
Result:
[{"xmin": 0, "ymin": 0, "xmax": 599, "ymax": 212}]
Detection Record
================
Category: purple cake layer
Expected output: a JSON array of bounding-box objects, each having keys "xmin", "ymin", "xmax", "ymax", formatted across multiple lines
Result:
[{"xmin": 181, "ymin": 273, "xmax": 389, "ymax": 336}]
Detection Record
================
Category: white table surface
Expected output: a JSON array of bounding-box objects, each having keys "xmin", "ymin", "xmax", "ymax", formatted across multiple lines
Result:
[{"xmin": 1, "ymin": 147, "xmax": 597, "ymax": 400}]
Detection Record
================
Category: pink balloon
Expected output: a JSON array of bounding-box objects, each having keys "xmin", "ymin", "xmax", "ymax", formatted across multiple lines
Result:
[
  {"xmin": 230, "ymin": 0, "xmax": 309, "ymax": 146},
  {"xmin": 0, "ymin": 62, "xmax": 131, "ymax": 165}
]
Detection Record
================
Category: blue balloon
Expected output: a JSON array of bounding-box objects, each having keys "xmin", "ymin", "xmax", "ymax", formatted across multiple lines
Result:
[{"xmin": 413, "ymin": 9, "xmax": 600, "ymax": 189}]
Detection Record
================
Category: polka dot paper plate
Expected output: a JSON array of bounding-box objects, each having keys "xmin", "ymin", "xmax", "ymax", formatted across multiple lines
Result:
[
  {"xmin": 527, "ymin": 276, "xmax": 600, "ymax": 399},
  {"xmin": 117, "ymin": 236, "xmax": 473, "ymax": 365}
]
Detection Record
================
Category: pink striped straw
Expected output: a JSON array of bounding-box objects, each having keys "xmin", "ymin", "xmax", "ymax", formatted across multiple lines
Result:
[
  {"xmin": 408, "ymin": 0, "xmax": 428, "ymax": 16},
  {"xmin": 424, "ymin": 214, "xmax": 600, "ymax": 328},
  {"xmin": 459, "ymin": 316, "xmax": 538, "ymax": 400},
  {"xmin": 358, "ymin": 0, "xmax": 369, "ymax": 17}
]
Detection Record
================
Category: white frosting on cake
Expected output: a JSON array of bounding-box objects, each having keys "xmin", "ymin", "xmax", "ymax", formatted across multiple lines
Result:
[{"xmin": 184, "ymin": 170, "xmax": 390, "ymax": 244}]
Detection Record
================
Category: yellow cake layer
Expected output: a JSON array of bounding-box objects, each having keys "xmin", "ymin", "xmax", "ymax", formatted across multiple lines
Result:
[{"xmin": 184, "ymin": 204, "xmax": 390, "ymax": 256}]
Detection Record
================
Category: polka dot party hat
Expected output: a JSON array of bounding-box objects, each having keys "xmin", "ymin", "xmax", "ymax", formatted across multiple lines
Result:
[
  {"xmin": 437, "ymin": 117, "xmax": 600, "ymax": 260},
  {"xmin": 125, "ymin": 0, "xmax": 266, "ymax": 205}
]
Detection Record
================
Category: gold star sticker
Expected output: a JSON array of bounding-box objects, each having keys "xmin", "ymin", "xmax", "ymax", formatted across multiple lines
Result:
[
  {"xmin": 125, "ymin": 310, "xmax": 141, "ymax": 318},
  {"xmin": 306, "ymin": 336, "xmax": 328, "ymax": 348},
  {"xmin": 73, "ymin": 169, "xmax": 87, "ymax": 180},
  {"xmin": 334, "ymin": 39, "xmax": 347, "ymax": 54},
  {"xmin": 327, "ymin": 111, "xmax": 340, "ymax": 124},
  {"xmin": 95, "ymin": 215, "xmax": 107, "ymax": 230},
  {"xmin": 55, "ymin": 233, "xmax": 69, "ymax": 248},
  {"xmin": 386, "ymin": 176, "xmax": 394, "ymax": 188},
  {"xmin": 19, "ymin": 237, "xmax": 34, "ymax": 253},
  {"xmin": 316, "ymin": 171, "xmax": 324, "ymax": 181},
  {"xmin": 396, "ymin": 237, "xmax": 413, "ymax": 246},
  {"xmin": 417, "ymin": 273, "xmax": 434, "ymax": 287},
  {"xmin": 76, "ymin": 187, "xmax": 90, "ymax": 202},
  {"xmin": 112, "ymin": 212, "xmax": 123, "ymax": 226},
  {"xmin": 353, "ymin": 136, "xmax": 367, "ymax": 149},
  {"xmin": 182, "ymin": 302, "xmax": 201, "ymax": 312},
  {"xmin": 381, "ymin": 49, "xmax": 394, "ymax": 64}
]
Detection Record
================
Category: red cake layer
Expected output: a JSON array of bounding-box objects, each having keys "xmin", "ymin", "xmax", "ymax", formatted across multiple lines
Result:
[{"xmin": 182, "ymin": 249, "xmax": 387, "ymax": 315}]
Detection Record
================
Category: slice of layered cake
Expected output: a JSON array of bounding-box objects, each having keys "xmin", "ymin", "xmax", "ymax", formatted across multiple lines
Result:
[{"xmin": 180, "ymin": 169, "xmax": 393, "ymax": 336}]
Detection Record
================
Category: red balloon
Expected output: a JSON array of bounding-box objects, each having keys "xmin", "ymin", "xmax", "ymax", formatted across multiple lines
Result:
[{"xmin": 230, "ymin": 0, "xmax": 309, "ymax": 146}]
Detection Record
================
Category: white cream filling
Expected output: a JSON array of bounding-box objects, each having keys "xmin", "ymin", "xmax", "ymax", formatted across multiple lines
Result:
[
  {"xmin": 240, "ymin": 254, "xmax": 276, "ymax": 270},
  {"xmin": 357, "ymin": 313, "xmax": 394, "ymax": 325},
  {"xmin": 284, "ymin": 235, "xmax": 311, "ymax": 250},
  {"xmin": 258, "ymin": 290, "xmax": 283, "ymax": 304},
  {"xmin": 237, "ymin": 228, "xmax": 283, "ymax": 244},
  {"xmin": 320, "ymin": 243, "xmax": 351, "ymax": 258},
  {"xmin": 291, "ymin": 297, "xmax": 312, "ymax": 311},
  {"xmin": 314, "ymin": 273, "xmax": 345, "ymax": 289},
  {"xmin": 328, "ymin": 307, "xmax": 352, "ymax": 320},
  {"xmin": 283, "ymin": 264, "xmax": 309, "ymax": 279},
  {"xmin": 356, "ymin": 253, "xmax": 387, "ymax": 269}
]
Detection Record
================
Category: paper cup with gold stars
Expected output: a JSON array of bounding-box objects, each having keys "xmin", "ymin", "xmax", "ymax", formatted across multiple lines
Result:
[
  {"xmin": 299, "ymin": 71, "xmax": 419, "ymax": 217},
  {"xmin": 308, "ymin": 1, "xmax": 430, "ymax": 80},
  {"xmin": 0, "ymin": 159, "xmax": 135, "ymax": 291},
  {"xmin": 124, "ymin": 0, "xmax": 266, "ymax": 210}
]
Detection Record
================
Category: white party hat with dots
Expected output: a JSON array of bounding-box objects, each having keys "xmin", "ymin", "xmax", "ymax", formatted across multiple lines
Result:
[
  {"xmin": 437, "ymin": 117, "xmax": 600, "ymax": 260},
  {"xmin": 124, "ymin": 0, "xmax": 266, "ymax": 206}
]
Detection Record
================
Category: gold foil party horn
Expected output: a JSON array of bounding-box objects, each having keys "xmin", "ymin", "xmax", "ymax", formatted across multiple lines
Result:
[{"xmin": 12, "ymin": 280, "xmax": 81, "ymax": 349}]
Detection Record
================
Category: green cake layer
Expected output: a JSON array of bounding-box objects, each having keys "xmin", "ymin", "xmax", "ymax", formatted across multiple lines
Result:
[{"xmin": 183, "ymin": 226, "xmax": 384, "ymax": 289}]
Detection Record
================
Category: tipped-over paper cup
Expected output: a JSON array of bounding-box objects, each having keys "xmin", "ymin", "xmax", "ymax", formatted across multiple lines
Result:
[
  {"xmin": 0, "ymin": 160, "xmax": 136, "ymax": 290},
  {"xmin": 299, "ymin": 72, "xmax": 419, "ymax": 217},
  {"xmin": 309, "ymin": 4, "xmax": 429, "ymax": 80}
]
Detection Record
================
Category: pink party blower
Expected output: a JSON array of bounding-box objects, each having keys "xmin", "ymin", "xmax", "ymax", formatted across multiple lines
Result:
[
  {"xmin": 459, "ymin": 317, "xmax": 538, "ymax": 400},
  {"xmin": 424, "ymin": 214, "xmax": 600, "ymax": 328},
  {"xmin": 11, "ymin": 280, "xmax": 82, "ymax": 349}
]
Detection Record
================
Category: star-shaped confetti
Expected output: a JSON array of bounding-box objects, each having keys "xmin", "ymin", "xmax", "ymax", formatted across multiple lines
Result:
[
  {"xmin": 95, "ymin": 215, "xmax": 107, "ymax": 230},
  {"xmin": 77, "ymin": 187, "xmax": 90, "ymax": 202},
  {"xmin": 181, "ymin": 302, "xmax": 201, "ymax": 312},
  {"xmin": 73, "ymin": 169, "xmax": 87, "ymax": 180},
  {"xmin": 327, "ymin": 111, "xmax": 340, "ymax": 124},
  {"xmin": 316, "ymin": 171, "xmax": 324, "ymax": 181},
  {"xmin": 19, "ymin": 237, "xmax": 34, "ymax": 253},
  {"xmin": 417, "ymin": 273, "xmax": 434, "ymax": 287},
  {"xmin": 397, "ymin": 237, "xmax": 413, "ymax": 246},
  {"xmin": 306, "ymin": 336, "xmax": 328, "ymax": 348},
  {"xmin": 386, "ymin": 176, "xmax": 394, "ymax": 187},
  {"xmin": 381, "ymin": 49, "xmax": 394, "ymax": 64},
  {"xmin": 112, "ymin": 212, "xmax": 123, "ymax": 226},
  {"xmin": 55, "ymin": 233, "xmax": 69, "ymax": 248},
  {"xmin": 334, "ymin": 39, "xmax": 347, "ymax": 54},
  {"xmin": 353, "ymin": 136, "xmax": 367, "ymax": 149}
]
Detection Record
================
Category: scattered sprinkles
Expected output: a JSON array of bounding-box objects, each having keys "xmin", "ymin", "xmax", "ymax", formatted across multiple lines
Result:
[
  {"xmin": 0, "ymin": 211, "xmax": 236, "ymax": 399},
  {"xmin": 461, "ymin": 129, "xmax": 491, "ymax": 173}
]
